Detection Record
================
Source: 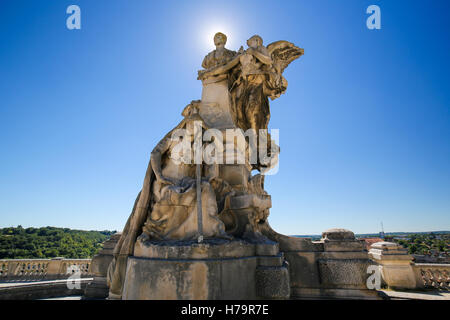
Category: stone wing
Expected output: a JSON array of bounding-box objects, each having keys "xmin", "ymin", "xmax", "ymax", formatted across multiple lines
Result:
[{"xmin": 267, "ymin": 40, "xmax": 304, "ymax": 75}]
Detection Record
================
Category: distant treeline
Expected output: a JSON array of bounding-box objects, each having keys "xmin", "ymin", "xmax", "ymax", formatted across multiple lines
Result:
[
  {"xmin": 390, "ymin": 233, "xmax": 450, "ymax": 255},
  {"xmin": 0, "ymin": 226, "xmax": 116, "ymax": 259}
]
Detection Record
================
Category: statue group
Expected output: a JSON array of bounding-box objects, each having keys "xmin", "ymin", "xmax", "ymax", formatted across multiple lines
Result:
[{"xmin": 107, "ymin": 33, "xmax": 303, "ymax": 299}]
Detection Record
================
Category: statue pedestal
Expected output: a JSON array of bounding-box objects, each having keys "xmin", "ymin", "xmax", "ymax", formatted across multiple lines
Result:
[
  {"xmin": 200, "ymin": 77, "xmax": 235, "ymax": 130},
  {"xmin": 121, "ymin": 239, "xmax": 289, "ymax": 300}
]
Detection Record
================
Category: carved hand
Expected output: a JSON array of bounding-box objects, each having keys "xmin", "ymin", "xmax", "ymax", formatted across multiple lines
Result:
[
  {"xmin": 157, "ymin": 175, "xmax": 176, "ymax": 185},
  {"xmin": 246, "ymin": 47, "xmax": 255, "ymax": 55},
  {"xmin": 197, "ymin": 69, "xmax": 214, "ymax": 80}
]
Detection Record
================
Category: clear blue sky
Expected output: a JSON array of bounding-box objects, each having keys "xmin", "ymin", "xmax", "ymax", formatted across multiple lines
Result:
[{"xmin": 0, "ymin": 0, "xmax": 449, "ymax": 235}]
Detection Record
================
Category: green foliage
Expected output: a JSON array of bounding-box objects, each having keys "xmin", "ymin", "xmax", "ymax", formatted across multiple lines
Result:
[
  {"xmin": 0, "ymin": 226, "xmax": 116, "ymax": 259},
  {"xmin": 393, "ymin": 233, "xmax": 450, "ymax": 255}
]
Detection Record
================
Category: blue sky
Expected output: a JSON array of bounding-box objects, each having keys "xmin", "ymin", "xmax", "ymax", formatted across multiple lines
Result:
[{"xmin": 0, "ymin": 0, "xmax": 449, "ymax": 235}]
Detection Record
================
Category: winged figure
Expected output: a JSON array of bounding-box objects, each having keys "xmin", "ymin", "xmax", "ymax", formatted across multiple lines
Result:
[
  {"xmin": 265, "ymin": 40, "xmax": 304, "ymax": 100},
  {"xmin": 196, "ymin": 35, "xmax": 303, "ymax": 172}
]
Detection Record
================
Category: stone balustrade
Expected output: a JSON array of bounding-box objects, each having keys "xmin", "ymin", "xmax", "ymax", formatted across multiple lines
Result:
[
  {"xmin": 413, "ymin": 264, "xmax": 450, "ymax": 290},
  {"xmin": 0, "ymin": 258, "xmax": 92, "ymax": 281},
  {"xmin": 0, "ymin": 239, "xmax": 448, "ymax": 299},
  {"xmin": 369, "ymin": 242, "xmax": 450, "ymax": 291}
]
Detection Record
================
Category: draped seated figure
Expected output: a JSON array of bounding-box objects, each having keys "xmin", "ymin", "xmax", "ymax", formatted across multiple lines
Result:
[{"xmin": 139, "ymin": 103, "xmax": 230, "ymax": 241}]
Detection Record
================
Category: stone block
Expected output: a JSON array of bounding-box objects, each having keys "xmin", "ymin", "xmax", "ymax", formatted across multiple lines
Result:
[
  {"xmin": 258, "ymin": 254, "xmax": 283, "ymax": 267},
  {"xmin": 255, "ymin": 241, "xmax": 279, "ymax": 256},
  {"xmin": 121, "ymin": 239, "xmax": 289, "ymax": 299},
  {"xmin": 318, "ymin": 259, "xmax": 371, "ymax": 289},
  {"xmin": 369, "ymin": 242, "xmax": 417, "ymax": 289},
  {"xmin": 256, "ymin": 264, "xmax": 290, "ymax": 299},
  {"xmin": 122, "ymin": 255, "xmax": 259, "ymax": 300}
]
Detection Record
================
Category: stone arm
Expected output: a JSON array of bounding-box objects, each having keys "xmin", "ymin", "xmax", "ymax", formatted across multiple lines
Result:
[
  {"xmin": 248, "ymin": 47, "xmax": 272, "ymax": 65},
  {"xmin": 150, "ymin": 136, "xmax": 175, "ymax": 185},
  {"xmin": 198, "ymin": 54, "xmax": 241, "ymax": 80},
  {"xmin": 201, "ymin": 53, "xmax": 210, "ymax": 69}
]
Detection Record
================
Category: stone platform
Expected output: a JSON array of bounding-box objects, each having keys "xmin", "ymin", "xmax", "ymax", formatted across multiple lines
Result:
[
  {"xmin": 0, "ymin": 278, "xmax": 91, "ymax": 300},
  {"xmin": 121, "ymin": 239, "xmax": 289, "ymax": 300}
]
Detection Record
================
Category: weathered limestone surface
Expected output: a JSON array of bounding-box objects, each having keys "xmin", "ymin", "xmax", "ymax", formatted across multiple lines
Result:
[
  {"xmin": 121, "ymin": 239, "xmax": 289, "ymax": 300},
  {"xmin": 256, "ymin": 264, "xmax": 290, "ymax": 299},
  {"xmin": 84, "ymin": 233, "xmax": 120, "ymax": 299},
  {"xmin": 199, "ymin": 79, "xmax": 235, "ymax": 130},
  {"xmin": 261, "ymin": 225, "xmax": 382, "ymax": 299},
  {"xmin": 369, "ymin": 241, "xmax": 417, "ymax": 290}
]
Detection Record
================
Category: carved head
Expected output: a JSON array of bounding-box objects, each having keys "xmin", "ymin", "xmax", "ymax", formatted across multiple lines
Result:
[
  {"xmin": 247, "ymin": 35, "xmax": 263, "ymax": 48},
  {"xmin": 213, "ymin": 32, "xmax": 227, "ymax": 48},
  {"xmin": 183, "ymin": 107, "xmax": 208, "ymax": 141}
]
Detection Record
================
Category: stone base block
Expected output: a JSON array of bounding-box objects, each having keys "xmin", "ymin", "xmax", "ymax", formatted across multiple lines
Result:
[
  {"xmin": 123, "ymin": 255, "xmax": 258, "ymax": 300},
  {"xmin": 83, "ymin": 276, "xmax": 109, "ymax": 299},
  {"xmin": 122, "ymin": 239, "xmax": 289, "ymax": 300}
]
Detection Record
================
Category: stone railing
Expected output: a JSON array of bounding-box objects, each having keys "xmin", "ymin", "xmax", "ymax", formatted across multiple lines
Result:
[
  {"xmin": 413, "ymin": 264, "xmax": 450, "ymax": 290},
  {"xmin": 369, "ymin": 242, "xmax": 450, "ymax": 291},
  {"xmin": 0, "ymin": 258, "xmax": 92, "ymax": 281}
]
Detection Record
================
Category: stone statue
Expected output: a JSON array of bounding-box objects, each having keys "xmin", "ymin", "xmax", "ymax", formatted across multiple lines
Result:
[
  {"xmin": 233, "ymin": 35, "xmax": 273, "ymax": 133},
  {"xmin": 141, "ymin": 103, "xmax": 229, "ymax": 241},
  {"xmin": 201, "ymin": 32, "xmax": 237, "ymax": 70},
  {"xmin": 107, "ymin": 102, "xmax": 229, "ymax": 299},
  {"xmin": 198, "ymin": 35, "xmax": 303, "ymax": 133},
  {"xmin": 198, "ymin": 34, "xmax": 302, "ymax": 170},
  {"xmin": 107, "ymin": 32, "xmax": 303, "ymax": 299}
]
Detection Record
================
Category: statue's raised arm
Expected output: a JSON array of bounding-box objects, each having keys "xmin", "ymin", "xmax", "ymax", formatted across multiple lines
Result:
[{"xmin": 198, "ymin": 55, "xmax": 241, "ymax": 81}]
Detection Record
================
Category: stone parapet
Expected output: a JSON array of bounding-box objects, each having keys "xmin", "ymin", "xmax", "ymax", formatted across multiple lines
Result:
[
  {"xmin": 0, "ymin": 258, "xmax": 92, "ymax": 282},
  {"xmin": 368, "ymin": 242, "xmax": 417, "ymax": 290},
  {"xmin": 412, "ymin": 263, "xmax": 450, "ymax": 290},
  {"xmin": 261, "ymin": 224, "xmax": 382, "ymax": 299}
]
